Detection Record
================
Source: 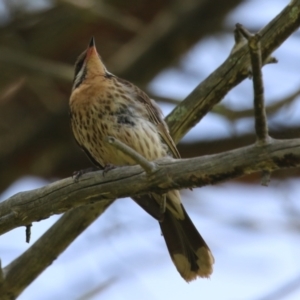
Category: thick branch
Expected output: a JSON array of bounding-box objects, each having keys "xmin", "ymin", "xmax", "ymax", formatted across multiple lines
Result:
[{"xmin": 1, "ymin": 138, "xmax": 300, "ymax": 236}]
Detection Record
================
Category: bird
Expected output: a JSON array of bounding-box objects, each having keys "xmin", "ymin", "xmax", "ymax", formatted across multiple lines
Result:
[{"xmin": 69, "ymin": 37, "xmax": 214, "ymax": 282}]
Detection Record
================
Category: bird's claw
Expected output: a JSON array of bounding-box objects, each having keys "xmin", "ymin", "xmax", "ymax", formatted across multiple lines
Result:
[
  {"xmin": 102, "ymin": 164, "xmax": 116, "ymax": 177},
  {"xmin": 72, "ymin": 167, "xmax": 100, "ymax": 182}
]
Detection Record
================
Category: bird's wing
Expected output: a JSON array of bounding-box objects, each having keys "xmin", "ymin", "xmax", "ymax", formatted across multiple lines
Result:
[
  {"xmin": 115, "ymin": 76, "xmax": 180, "ymax": 159},
  {"xmin": 136, "ymin": 90, "xmax": 181, "ymax": 159}
]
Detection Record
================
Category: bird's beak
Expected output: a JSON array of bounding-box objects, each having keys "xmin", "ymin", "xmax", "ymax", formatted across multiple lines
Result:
[
  {"xmin": 86, "ymin": 36, "xmax": 98, "ymax": 60},
  {"xmin": 83, "ymin": 36, "xmax": 106, "ymax": 76},
  {"xmin": 89, "ymin": 36, "xmax": 95, "ymax": 48}
]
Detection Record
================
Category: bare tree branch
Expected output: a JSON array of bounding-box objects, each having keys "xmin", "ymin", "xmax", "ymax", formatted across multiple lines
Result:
[{"xmin": 1, "ymin": 138, "xmax": 300, "ymax": 236}]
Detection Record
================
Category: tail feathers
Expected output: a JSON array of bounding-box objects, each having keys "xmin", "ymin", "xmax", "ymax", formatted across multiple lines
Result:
[{"xmin": 159, "ymin": 205, "xmax": 214, "ymax": 282}]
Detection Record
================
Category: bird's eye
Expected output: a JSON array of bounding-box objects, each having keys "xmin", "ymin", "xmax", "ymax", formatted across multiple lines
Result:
[
  {"xmin": 74, "ymin": 57, "xmax": 86, "ymax": 79},
  {"xmin": 74, "ymin": 50, "xmax": 87, "ymax": 78}
]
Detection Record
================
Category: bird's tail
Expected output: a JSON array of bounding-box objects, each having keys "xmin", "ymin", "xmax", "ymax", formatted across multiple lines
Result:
[
  {"xmin": 159, "ymin": 203, "xmax": 214, "ymax": 282},
  {"xmin": 132, "ymin": 192, "xmax": 214, "ymax": 281}
]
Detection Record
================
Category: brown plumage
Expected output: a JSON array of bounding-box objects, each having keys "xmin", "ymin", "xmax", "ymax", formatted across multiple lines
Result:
[{"xmin": 69, "ymin": 37, "xmax": 214, "ymax": 281}]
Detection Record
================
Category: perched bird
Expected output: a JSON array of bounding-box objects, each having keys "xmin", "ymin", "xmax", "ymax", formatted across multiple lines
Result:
[{"xmin": 69, "ymin": 37, "xmax": 214, "ymax": 281}]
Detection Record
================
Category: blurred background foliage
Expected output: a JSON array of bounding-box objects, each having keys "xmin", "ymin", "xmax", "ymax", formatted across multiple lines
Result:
[{"xmin": 1, "ymin": 0, "xmax": 300, "ymax": 299}]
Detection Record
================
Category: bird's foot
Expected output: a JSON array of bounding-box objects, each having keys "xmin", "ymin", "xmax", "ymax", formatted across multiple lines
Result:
[
  {"xmin": 73, "ymin": 167, "xmax": 100, "ymax": 182},
  {"xmin": 102, "ymin": 164, "xmax": 116, "ymax": 177}
]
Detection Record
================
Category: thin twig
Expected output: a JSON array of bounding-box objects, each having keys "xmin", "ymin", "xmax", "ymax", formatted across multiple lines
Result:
[
  {"xmin": 25, "ymin": 224, "xmax": 32, "ymax": 243},
  {"xmin": 261, "ymin": 171, "xmax": 271, "ymax": 186},
  {"xmin": 236, "ymin": 24, "xmax": 271, "ymax": 186},
  {"xmin": 249, "ymin": 35, "xmax": 269, "ymax": 144},
  {"xmin": 236, "ymin": 23, "xmax": 269, "ymax": 144},
  {"xmin": 105, "ymin": 136, "xmax": 158, "ymax": 174}
]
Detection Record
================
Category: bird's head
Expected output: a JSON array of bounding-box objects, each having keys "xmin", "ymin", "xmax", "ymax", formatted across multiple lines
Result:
[{"xmin": 72, "ymin": 37, "xmax": 107, "ymax": 90}]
